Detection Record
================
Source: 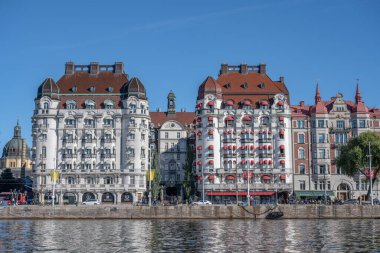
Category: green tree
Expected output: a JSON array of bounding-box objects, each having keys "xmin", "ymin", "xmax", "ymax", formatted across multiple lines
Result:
[
  {"xmin": 182, "ymin": 142, "xmax": 195, "ymax": 202},
  {"xmin": 336, "ymin": 132, "xmax": 380, "ymax": 197},
  {"xmin": 150, "ymin": 154, "xmax": 161, "ymax": 201}
]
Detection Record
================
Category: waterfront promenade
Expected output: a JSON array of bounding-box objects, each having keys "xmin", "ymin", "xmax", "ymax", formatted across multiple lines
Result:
[{"xmin": 1, "ymin": 205, "xmax": 380, "ymax": 219}]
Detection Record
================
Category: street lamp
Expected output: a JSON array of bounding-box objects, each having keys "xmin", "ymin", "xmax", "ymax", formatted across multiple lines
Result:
[{"xmin": 367, "ymin": 142, "xmax": 373, "ymax": 206}]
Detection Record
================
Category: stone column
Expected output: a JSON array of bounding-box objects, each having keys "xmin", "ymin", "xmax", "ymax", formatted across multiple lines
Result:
[
  {"xmin": 59, "ymin": 193, "xmax": 63, "ymax": 205},
  {"xmin": 116, "ymin": 192, "xmax": 122, "ymax": 204},
  {"xmin": 77, "ymin": 192, "xmax": 83, "ymax": 204}
]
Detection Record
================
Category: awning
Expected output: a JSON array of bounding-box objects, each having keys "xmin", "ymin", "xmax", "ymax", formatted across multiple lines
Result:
[
  {"xmin": 208, "ymin": 130, "xmax": 214, "ymax": 135},
  {"xmin": 197, "ymin": 118, "xmax": 201, "ymax": 122},
  {"xmin": 197, "ymin": 161, "xmax": 202, "ymax": 165},
  {"xmin": 261, "ymin": 101, "xmax": 269, "ymax": 106},
  {"xmin": 197, "ymin": 146, "xmax": 202, "ymax": 150},
  {"xmin": 250, "ymin": 145, "xmax": 255, "ymax": 150},
  {"xmin": 243, "ymin": 171, "xmax": 253, "ymax": 180},
  {"xmin": 225, "ymin": 100, "xmax": 234, "ymax": 106},
  {"xmin": 225, "ymin": 116, "xmax": 234, "ymax": 121},
  {"xmin": 279, "ymin": 116, "xmax": 285, "ymax": 121},
  {"xmin": 208, "ymin": 116, "xmax": 213, "ymax": 121},
  {"xmin": 262, "ymin": 175, "xmax": 271, "ymax": 180},
  {"xmin": 207, "ymin": 101, "xmax": 215, "ymax": 106},
  {"xmin": 208, "ymin": 145, "xmax": 214, "ymax": 150},
  {"xmin": 223, "ymin": 130, "xmax": 227, "ymax": 134},
  {"xmin": 242, "ymin": 116, "xmax": 252, "ymax": 121},
  {"xmin": 279, "ymin": 130, "xmax": 285, "ymax": 135},
  {"xmin": 243, "ymin": 100, "xmax": 251, "ymax": 106},
  {"xmin": 280, "ymin": 160, "xmax": 285, "ymax": 165},
  {"xmin": 280, "ymin": 175, "xmax": 286, "ymax": 180},
  {"xmin": 277, "ymin": 101, "xmax": 284, "ymax": 106},
  {"xmin": 225, "ymin": 175, "xmax": 235, "ymax": 180},
  {"xmin": 241, "ymin": 160, "xmax": 246, "ymax": 164},
  {"xmin": 295, "ymin": 191, "xmax": 334, "ymax": 197},
  {"xmin": 250, "ymin": 160, "xmax": 255, "ymax": 165},
  {"xmin": 197, "ymin": 131, "xmax": 202, "ymax": 136},
  {"xmin": 241, "ymin": 145, "xmax": 245, "ymax": 150},
  {"xmin": 208, "ymin": 160, "xmax": 214, "ymax": 165},
  {"xmin": 280, "ymin": 145, "xmax": 285, "ymax": 149},
  {"xmin": 207, "ymin": 191, "xmax": 275, "ymax": 196},
  {"xmin": 208, "ymin": 174, "xmax": 215, "ymax": 180},
  {"xmin": 223, "ymin": 146, "xmax": 228, "ymax": 150}
]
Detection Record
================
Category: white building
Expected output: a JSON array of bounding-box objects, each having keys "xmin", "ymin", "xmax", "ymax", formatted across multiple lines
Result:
[
  {"xmin": 194, "ymin": 64, "xmax": 293, "ymax": 203},
  {"xmin": 32, "ymin": 62, "xmax": 150, "ymax": 204}
]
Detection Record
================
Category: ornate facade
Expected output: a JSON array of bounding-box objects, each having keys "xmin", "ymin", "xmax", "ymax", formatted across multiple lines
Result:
[
  {"xmin": 292, "ymin": 84, "xmax": 380, "ymax": 200},
  {"xmin": 194, "ymin": 64, "xmax": 293, "ymax": 202},
  {"xmin": 32, "ymin": 62, "xmax": 150, "ymax": 204}
]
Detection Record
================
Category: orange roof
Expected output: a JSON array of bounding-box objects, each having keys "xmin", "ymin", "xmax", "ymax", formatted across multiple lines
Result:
[{"xmin": 150, "ymin": 112, "xmax": 195, "ymax": 128}]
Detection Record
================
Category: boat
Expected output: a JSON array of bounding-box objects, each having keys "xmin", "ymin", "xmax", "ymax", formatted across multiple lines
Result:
[{"xmin": 265, "ymin": 211, "xmax": 284, "ymax": 219}]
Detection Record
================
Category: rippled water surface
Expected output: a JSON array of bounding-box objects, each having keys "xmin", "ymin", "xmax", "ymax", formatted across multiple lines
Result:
[{"xmin": 1, "ymin": 219, "xmax": 380, "ymax": 252}]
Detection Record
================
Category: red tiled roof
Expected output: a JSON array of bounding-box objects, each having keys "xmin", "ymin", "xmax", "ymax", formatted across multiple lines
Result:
[{"xmin": 150, "ymin": 112, "xmax": 195, "ymax": 128}]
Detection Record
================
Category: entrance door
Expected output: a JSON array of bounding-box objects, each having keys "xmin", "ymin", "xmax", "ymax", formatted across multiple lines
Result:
[{"xmin": 337, "ymin": 183, "xmax": 350, "ymax": 200}]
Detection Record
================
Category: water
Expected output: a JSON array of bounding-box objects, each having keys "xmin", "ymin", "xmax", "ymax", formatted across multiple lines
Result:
[{"xmin": 1, "ymin": 219, "xmax": 380, "ymax": 252}]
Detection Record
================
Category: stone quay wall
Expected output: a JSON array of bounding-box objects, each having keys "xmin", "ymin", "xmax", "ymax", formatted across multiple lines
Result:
[{"xmin": 1, "ymin": 205, "xmax": 380, "ymax": 219}]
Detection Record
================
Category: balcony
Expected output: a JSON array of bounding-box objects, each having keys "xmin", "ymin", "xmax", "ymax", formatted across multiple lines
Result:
[
  {"xmin": 101, "ymin": 139, "xmax": 114, "ymax": 144},
  {"xmin": 62, "ymin": 154, "xmax": 77, "ymax": 159},
  {"xmin": 101, "ymin": 154, "xmax": 116, "ymax": 159},
  {"xmin": 82, "ymin": 139, "xmax": 96, "ymax": 143},
  {"xmin": 258, "ymin": 138, "xmax": 272, "ymax": 143},
  {"xmin": 223, "ymin": 153, "xmax": 237, "ymax": 158},
  {"xmin": 81, "ymin": 154, "xmax": 97, "ymax": 159},
  {"xmin": 63, "ymin": 139, "xmax": 76, "ymax": 144},
  {"xmin": 223, "ymin": 138, "xmax": 236, "ymax": 143},
  {"xmin": 64, "ymin": 124, "xmax": 76, "ymax": 128}
]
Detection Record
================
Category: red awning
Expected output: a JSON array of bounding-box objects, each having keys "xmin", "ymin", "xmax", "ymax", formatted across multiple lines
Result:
[
  {"xmin": 225, "ymin": 100, "xmax": 234, "ymax": 106},
  {"xmin": 207, "ymin": 191, "xmax": 275, "ymax": 196},
  {"xmin": 208, "ymin": 174, "xmax": 215, "ymax": 180},
  {"xmin": 208, "ymin": 145, "xmax": 214, "ymax": 150},
  {"xmin": 241, "ymin": 145, "xmax": 245, "ymax": 150},
  {"xmin": 243, "ymin": 100, "xmax": 251, "ymax": 106},
  {"xmin": 268, "ymin": 130, "xmax": 272, "ymax": 134},
  {"xmin": 226, "ymin": 175, "xmax": 235, "ymax": 180},
  {"xmin": 261, "ymin": 101, "xmax": 269, "ymax": 106},
  {"xmin": 268, "ymin": 145, "xmax": 272, "ymax": 150},
  {"xmin": 197, "ymin": 160, "xmax": 202, "ymax": 165},
  {"xmin": 241, "ymin": 130, "xmax": 245, "ymax": 134},
  {"xmin": 241, "ymin": 160, "xmax": 246, "ymax": 165},
  {"xmin": 263, "ymin": 160, "xmax": 268, "ymax": 164},
  {"xmin": 259, "ymin": 160, "xmax": 263, "ymax": 165},
  {"xmin": 280, "ymin": 175, "xmax": 286, "ymax": 180},
  {"xmin": 208, "ymin": 116, "xmax": 213, "ymax": 121},
  {"xmin": 197, "ymin": 175, "xmax": 203, "ymax": 181},
  {"xmin": 259, "ymin": 130, "xmax": 263, "ymax": 134},
  {"xmin": 223, "ymin": 130, "xmax": 227, "ymax": 134},
  {"xmin": 262, "ymin": 175, "xmax": 271, "ymax": 180},
  {"xmin": 196, "ymin": 103, "xmax": 203, "ymax": 108},
  {"xmin": 197, "ymin": 146, "xmax": 202, "ymax": 150},
  {"xmin": 280, "ymin": 160, "xmax": 285, "ymax": 165},
  {"xmin": 263, "ymin": 130, "xmax": 267, "ymax": 134},
  {"xmin": 259, "ymin": 145, "xmax": 263, "ymax": 150},
  {"xmin": 223, "ymin": 146, "xmax": 228, "ymax": 150},
  {"xmin": 250, "ymin": 145, "xmax": 255, "ymax": 150},
  {"xmin": 208, "ymin": 130, "xmax": 214, "ymax": 135},
  {"xmin": 250, "ymin": 160, "xmax": 255, "ymax": 165},
  {"xmin": 250, "ymin": 130, "xmax": 254, "ymax": 134},
  {"xmin": 207, "ymin": 101, "xmax": 215, "ymax": 106},
  {"xmin": 268, "ymin": 160, "xmax": 273, "ymax": 164},
  {"xmin": 208, "ymin": 160, "xmax": 214, "ymax": 165},
  {"xmin": 232, "ymin": 145, "xmax": 237, "ymax": 150},
  {"xmin": 197, "ymin": 131, "xmax": 202, "ymax": 136},
  {"xmin": 277, "ymin": 101, "xmax": 284, "ymax": 106},
  {"xmin": 263, "ymin": 145, "xmax": 267, "ymax": 150},
  {"xmin": 225, "ymin": 116, "xmax": 234, "ymax": 121},
  {"xmin": 279, "ymin": 116, "xmax": 284, "ymax": 121},
  {"xmin": 280, "ymin": 145, "xmax": 285, "ymax": 149},
  {"xmin": 243, "ymin": 171, "xmax": 253, "ymax": 180},
  {"xmin": 197, "ymin": 118, "xmax": 201, "ymax": 122},
  {"xmin": 228, "ymin": 145, "xmax": 232, "ymax": 150},
  {"xmin": 279, "ymin": 130, "xmax": 285, "ymax": 135},
  {"xmin": 227, "ymin": 130, "xmax": 232, "ymax": 134},
  {"xmin": 242, "ymin": 116, "xmax": 252, "ymax": 121}
]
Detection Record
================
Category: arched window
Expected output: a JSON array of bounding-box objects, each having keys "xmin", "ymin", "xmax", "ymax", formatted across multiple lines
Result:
[
  {"xmin": 84, "ymin": 118, "xmax": 94, "ymax": 127},
  {"xmin": 299, "ymin": 164, "xmax": 306, "ymax": 174},
  {"xmin": 66, "ymin": 100, "xmax": 76, "ymax": 110},
  {"xmin": 104, "ymin": 99, "xmax": 114, "ymax": 109},
  {"xmin": 298, "ymin": 148, "xmax": 305, "ymax": 159},
  {"xmin": 298, "ymin": 133, "xmax": 305, "ymax": 144},
  {"xmin": 86, "ymin": 177, "xmax": 94, "ymax": 184},
  {"xmin": 103, "ymin": 117, "xmax": 114, "ymax": 127},
  {"xmin": 43, "ymin": 102, "xmax": 49, "ymax": 109},
  {"xmin": 260, "ymin": 117, "xmax": 269, "ymax": 126},
  {"xmin": 104, "ymin": 176, "xmax": 113, "ymax": 184},
  {"xmin": 85, "ymin": 100, "xmax": 96, "ymax": 109}
]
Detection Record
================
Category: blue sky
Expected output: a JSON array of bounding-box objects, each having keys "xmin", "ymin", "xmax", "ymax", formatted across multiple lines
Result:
[{"xmin": 0, "ymin": 0, "xmax": 379, "ymax": 147}]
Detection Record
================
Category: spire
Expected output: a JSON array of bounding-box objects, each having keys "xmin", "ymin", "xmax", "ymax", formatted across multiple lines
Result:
[
  {"xmin": 355, "ymin": 82, "xmax": 362, "ymax": 103},
  {"xmin": 315, "ymin": 82, "xmax": 321, "ymax": 104},
  {"xmin": 14, "ymin": 122, "xmax": 21, "ymax": 138},
  {"xmin": 167, "ymin": 90, "xmax": 176, "ymax": 114}
]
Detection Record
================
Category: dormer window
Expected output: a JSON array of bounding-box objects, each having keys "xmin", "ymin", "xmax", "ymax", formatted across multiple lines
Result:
[
  {"xmin": 225, "ymin": 83, "xmax": 231, "ymax": 89},
  {"xmin": 71, "ymin": 86, "xmax": 77, "ymax": 92},
  {"xmin": 43, "ymin": 102, "xmax": 49, "ymax": 109},
  {"xmin": 260, "ymin": 100, "xmax": 269, "ymax": 109},
  {"xmin": 85, "ymin": 100, "xmax": 96, "ymax": 109},
  {"xmin": 242, "ymin": 100, "xmax": 252, "ymax": 110},
  {"xmin": 66, "ymin": 100, "xmax": 76, "ymax": 109},
  {"xmin": 241, "ymin": 83, "xmax": 248, "ymax": 89},
  {"xmin": 224, "ymin": 100, "xmax": 234, "ymax": 110},
  {"xmin": 89, "ymin": 86, "xmax": 96, "ymax": 92},
  {"xmin": 104, "ymin": 99, "xmax": 114, "ymax": 109},
  {"xmin": 258, "ymin": 83, "xmax": 265, "ymax": 89},
  {"xmin": 107, "ymin": 86, "xmax": 113, "ymax": 92}
]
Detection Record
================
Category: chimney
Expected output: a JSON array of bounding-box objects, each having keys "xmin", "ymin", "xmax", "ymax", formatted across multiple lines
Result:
[
  {"xmin": 114, "ymin": 62, "xmax": 124, "ymax": 74},
  {"xmin": 300, "ymin": 101, "xmax": 304, "ymax": 106},
  {"xmin": 279, "ymin": 76, "xmax": 284, "ymax": 83},
  {"xmin": 240, "ymin": 64, "xmax": 248, "ymax": 74},
  {"xmin": 258, "ymin": 64, "xmax": 266, "ymax": 75},
  {"xmin": 220, "ymin": 64, "xmax": 228, "ymax": 75},
  {"xmin": 90, "ymin": 62, "xmax": 99, "ymax": 74},
  {"xmin": 65, "ymin": 61, "xmax": 74, "ymax": 75}
]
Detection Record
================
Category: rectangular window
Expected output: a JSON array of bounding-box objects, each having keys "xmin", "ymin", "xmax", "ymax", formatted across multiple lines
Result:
[
  {"xmin": 298, "ymin": 134, "xmax": 305, "ymax": 144},
  {"xmin": 352, "ymin": 120, "xmax": 357, "ymax": 128},
  {"xmin": 300, "ymin": 180, "xmax": 306, "ymax": 190},
  {"xmin": 165, "ymin": 132, "xmax": 169, "ymax": 139},
  {"xmin": 297, "ymin": 120, "xmax": 305, "ymax": 129},
  {"xmin": 318, "ymin": 149, "xmax": 325, "ymax": 159},
  {"xmin": 312, "ymin": 133, "xmax": 316, "ymax": 143},
  {"xmin": 177, "ymin": 153, "xmax": 180, "ymax": 160},
  {"xmin": 336, "ymin": 120, "xmax": 345, "ymax": 129},
  {"xmin": 177, "ymin": 132, "xmax": 181, "ymax": 138},
  {"xmin": 319, "ymin": 165, "xmax": 326, "ymax": 174},
  {"xmin": 165, "ymin": 143, "xmax": 169, "ymax": 151},
  {"xmin": 139, "ymin": 176, "xmax": 144, "ymax": 187},
  {"xmin": 318, "ymin": 133, "xmax": 325, "ymax": 143},
  {"xmin": 141, "ymin": 134, "xmax": 145, "ymax": 140},
  {"xmin": 318, "ymin": 120, "xmax": 325, "ymax": 128},
  {"xmin": 42, "ymin": 146, "xmax": 46, "ymax": 158},
  {"xmin": 327, "ymin": 181, "xmax": 331, "ymax": 190},
  {"xmin": 130, "ymin": 176, "xmax": 135, "ymax": 185},
  {"xmin": 359, "ymin": 120, "xmax": 365, "ymax": 128},
  {"xmin": 314, "ymin": 181, "xmax": 318, "ymax": 190}
]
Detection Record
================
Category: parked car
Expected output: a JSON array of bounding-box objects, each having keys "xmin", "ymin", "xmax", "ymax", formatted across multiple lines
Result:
[
  {"xmin": 193, "ymin": 200, "xmax": 212, "ymax": 205},
  {"xmin": 82, "ymin": 199, "xmax": 100, "ymax": 205},
  {"xmin": 343, "ymin": 199, "xmax": 358, "ymax": 205},
  {"xmin": 238, "ymin": 201, "xmax": 248, "ymax": 206}
]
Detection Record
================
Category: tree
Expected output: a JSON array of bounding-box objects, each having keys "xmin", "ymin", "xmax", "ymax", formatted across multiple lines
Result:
[
  {"xmin": 182, "ymin": 142, "xmax": 195, "ymax": 202},
  {"xmin": 336, "ymin": 132, "xmax": 380, "ymax": 198},
  {"xmin": 150, "ymin": 154, "xmax": 161, "ymax": 201}
]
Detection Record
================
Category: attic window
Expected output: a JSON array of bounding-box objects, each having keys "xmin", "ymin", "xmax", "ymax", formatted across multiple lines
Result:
[
  {"xmin": 89, "ymin": 86, "xmax": 96, "ymax": 92},
  {"xmin": 107, "ymin": 86, "xmax": 113, "ymax": 92},
  {"xmin": 241, "ymin": 83, "xmax": 248, "ymax": 89},
  {"xmin": 71, "ymin": 86, "xmax": 77, "ymax": 92},
  {"xmin": 258, "ymin": 83, "xmax": 265, "ymax": 89},
  {"xmin": 224, "ymin": 83, "xmax": 231, "ymax": 89}
]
